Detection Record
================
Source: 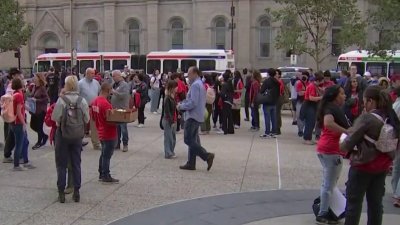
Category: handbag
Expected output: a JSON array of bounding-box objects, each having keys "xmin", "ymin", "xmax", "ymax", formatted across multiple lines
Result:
[{"xmin": 255, "ymin": 89, "xmax": 273, "ymax": 105}]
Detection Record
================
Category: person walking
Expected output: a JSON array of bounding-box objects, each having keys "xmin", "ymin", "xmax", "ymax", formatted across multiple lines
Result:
[
  {"xmin": 260, "ymin": 68, "xmax": 280, "ymax": 138},
  {"xmin": 295, "ymin": 71, "xmax": 309, "ymax": 137},
  {"xmin": 177, "ymin": 66, "xmax": 215, "ymax": 171},
  {"xmin": 29, "ymin": 73, "xmax": 49, "ymax": 150},
  {"xmin": 78, "ymin": 68, "xmax": 101, "ymax": 150},
  {"xmin": 232, "ymin": 71, "xmax": 244, "ymax": 129},
  {"xmin": 91, "ymin": 83, "xmax": 119, "ymax": 183},
  {"xmin": 131, "ymin": 73, "xmax": 149, "ymax": 128},
  {"xmin": 150, "ymin": 70, "xmax": 161, "ymax": 114},
  {"xmin": 162, "ymin": 80, "xmax": 178, "ymax": 159},
  {"xmin": 46, "ymin": 67, "xmax": 60, "ymax": 104},
  {"xmin": 52, "ymin": 75, "xmax": 90, "ymax": 203},
  {"xmin": 315, "ymin": 85, "xmax": 350, "ymax": 224},
  {"xmin": 220, "ymin": 72, "xmax": 235, "ymax": 135},
  {"xmin": 111, "ymin": 70, "xmax": 131, "ymax": 152},
  {"xmin": 249, "ymin": 71, "xmax": 262, "ymax": 131}
]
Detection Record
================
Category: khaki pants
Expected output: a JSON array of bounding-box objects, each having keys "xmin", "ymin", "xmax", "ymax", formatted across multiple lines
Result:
[{"xmin": 90, "ymin": 119, "xmax": 100, "ymax": 148}]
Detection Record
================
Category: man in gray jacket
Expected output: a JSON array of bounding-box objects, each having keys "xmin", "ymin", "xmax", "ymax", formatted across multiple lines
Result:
[{"xmin": 111, "ymin": 70, "xmax": 131, "ymax": 152}]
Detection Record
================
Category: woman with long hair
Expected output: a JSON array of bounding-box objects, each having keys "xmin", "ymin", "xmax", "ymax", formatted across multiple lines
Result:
[
  {"xmin": 344, "ymin": 77, "xmax": 363, "ymax": 123},
  {"xmin": 162, "ymin": 79, "xmax": 178, "ymax": 159},
  {"xmin": 30, "ymin": 73, "xmax": 49, "ymax": 150},
  {"xmin": 249, "ymin": 71, "xmax": 262, "ymax": 131},
  {"xmin": 341, "ymin": 86, "xmax": 400, "ymax": 225},
  {"xmin": 132, "ymin": 73, "xmax": 149, "ymax": 128},
  {"xmin": 232, "ymin": 70, "xmax": 244, "ymax": 129},
  {"xmin": 201, "ymin": 74, "xmax": 214, "ymax": 134},
  {"xmin": 220, "ymin": 71, "xmax": 235, "ymax": 135},
  {"xmin": 315, "ymin": 85, "xmax": 350, "ymax": 224}
]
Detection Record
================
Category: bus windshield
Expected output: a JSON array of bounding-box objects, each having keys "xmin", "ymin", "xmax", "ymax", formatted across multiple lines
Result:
[
  {"xmin": 366, "ymin": 62, "xmax": 387, "ymax": 76},
  {"xmin": 147, "ymin": 60, "xmax": 161, "ymax": 74},
  {"xmin": 38, "ymin": 61, "xmax": 50, "ymax": 72}
]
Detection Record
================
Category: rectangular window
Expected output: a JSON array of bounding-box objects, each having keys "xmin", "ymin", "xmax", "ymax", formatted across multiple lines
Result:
[
  {"xmin": 331, "ymin": 29, "xmax": 341, "ymax": 56},
  {"xmin": 53, "ymin": 60, "xmax": 65, "ymax": 72},
  {"xmin": 199, "ymin": 60, "xmax": 216, "ymax": 71},
  {"xmin": 79, "ymin": 60, "xmax": 94, "ymax": 74},
  {"xmin": 389, "ymin": 62, "xmax": 400, "ymax": 77},
  {"xmin": 88, "ymin": 33, "xmax": 98, "ymax": 52},
  {"xmin": 147, "ymin": 60, "xmax": 161, "ymax": 74},
  {"xmin": 112, "ymin": 60, "xmax": 128, "ymax": 70},
  {"xmin": 163, "ymin": 60, "xmax": 179, "ymax": 73},
  {"xmin": 38, "ymin": 61, "xmax": 50, "ymax": 72},
  {"xmin": 337, "ymin": 62, "xmax": 349, "ymax": 72},
  {"xmin": 350, "ymin": 62, "xmax": 365, "ymax": 76},
  {"xmin": 181, "ymin": 60, "xmax": 197, "ymax": 73},
  {"xmin": 129, "ymin": 31, "xmax": 140, "ymax": 54},
  {"xmin": 259, "ymin": 27, "xmax": 271, "ymax": 57},
  {"xmin": 216, "ymin": 28, "xmax": 225, "ymax": 50},
  {"xmin": 366, "ymin": 62, "xmax": 388, "ymax": 77},
  {"xmin": 172, "ymin": 30, "xmax": 184, "ymax": 49}
]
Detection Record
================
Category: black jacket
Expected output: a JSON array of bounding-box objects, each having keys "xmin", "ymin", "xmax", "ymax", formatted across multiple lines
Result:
[
  {"xmin": 260, "ymin": 77, "xmax": 280, "ymax": 105},
  {"xmin": 220, "ymin": 79, "xmax": 234, "ymax": 104}
]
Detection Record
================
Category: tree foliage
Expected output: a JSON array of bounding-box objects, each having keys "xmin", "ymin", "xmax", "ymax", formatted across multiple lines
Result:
[
  {"xmin": 268, "ymin": 0, "xmax": 366, "ymax": 70},
  {"xmin": 0, "ymin": 0, "xmax": 33, "ymax": 53}
]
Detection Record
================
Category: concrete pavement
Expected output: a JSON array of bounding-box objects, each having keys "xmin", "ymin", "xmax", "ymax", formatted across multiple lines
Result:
[{"xmin": 0, "ymin": 109, "xmax": 399, "ymax": 225}]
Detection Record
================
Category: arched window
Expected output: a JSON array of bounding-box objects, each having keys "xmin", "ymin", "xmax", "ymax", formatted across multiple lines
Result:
[
  {"xmin": 127, "ymin": 19, "xmax": 140, "ymax": 54},
  {"xmin": 259, "ymin": 18, "xmax": 271, "ymax": 57},
  {"xmin": 38, "ymin": 32, "xmax": 60, "ymax": 53},
  {"xmin": 214, "ymin": 17, "xmax": 227, "ymax": 49},
  {"xmin": 84, "ymin": 20, "xmax": 99, "ymax": 52},
  {"xmin": 331, "ymin": 17, "xmax": 342, "ymax": 56},
  {"xmin": 170, "ymin": 18, "xmax": 184, "ymax": 49}
]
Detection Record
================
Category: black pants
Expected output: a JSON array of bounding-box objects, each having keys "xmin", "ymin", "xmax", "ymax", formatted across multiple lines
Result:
[
  {"xmin": 344, "ymin": 167, "xmax": 386, "ymax": 225},
  {"xmin": 251, "ymin": 105, "xmax": 260, "ymax": 128},
  {"xmin": 221, "ymin": 103, "xmax": 234, "ymax": 134},
  {"xmin": 276, "ymin": 96, "xmax": 284, "ymax": 133},
  {"xmin": 30, "ymin": 111, "xmax": 46, "ymax": 144},
  {"xmin": 157, "ymin": 87, "xmax": 165, "ymax": 110},
  {"xmin": 232, "ymin": 109, "xmax": 241, "ymax": 127},
  {"xmin": 49, "ymin": 93, "xmax": 58, "ymax": 105},
  {"xmin": 3, "ymin": 122, "xmax": 15, "ymax": 158},
  {"xmin": 55, "ymin": 129, "xmax": 82, "ymax": 192},
  {"xmin": 244, "ymin": 91, "xmax": 250, "ymax": 120},
  {"xmin": 138, "ymin": 105, "xmax": 145, "ymax": 124},
  {"xmin": 184, "ymin": 119, "xmax": 209, "ymax": 167},
  {"xmin": 213, "ymin": 103, "xmax": 221, "ymax": 127}
]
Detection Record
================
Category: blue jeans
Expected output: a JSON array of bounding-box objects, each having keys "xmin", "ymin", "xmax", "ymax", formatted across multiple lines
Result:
[
  {"xmin": 163, "ymin": 119, "xmax": 176, "ymax": 158},
  {"xmin": 302, "ymin": 102, "xmax": 317, "ymax": 141},
  {"xmin": 21, "ymin": 131, "xmax": 29, "ymax": 163},
  {"xmin": 296, "ymin": 101, "xmax": 305, "ymax": 134},
  {"xmin": 262, "ymin": 104, "xmax": 277, "ymax": 135},
  {"xmin": 99, "ymin": 140, "xmax": 116, "ymax": 177},
  {"xmin": 317, "ymin": 154, "xmax": 343, "ymax": 216},
  {"xmin": 117, "ymin": 123, "xmax": 129, "ymax": 146},
  {"xmin": 251, "ymin": 106, "xmax": 260, "ymax": 128},
  {"xmin": 392, "ymin": 152, "xmax": 400, "ymax": 198},
  {"xmin": 184, "ymin": 119, "xmax": 209, "ymax": 167},
  {"xmin": 10, "ymin": 124, "xmax": 24, "ymax": 167}
]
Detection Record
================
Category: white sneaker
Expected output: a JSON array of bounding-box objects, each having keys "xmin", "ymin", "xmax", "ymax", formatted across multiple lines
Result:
[
  {"xmin": 216, "ymin": 130, "xmax": 224, "ymax": 134},
  {"xmin": 234, "ymin": 125, "xmax": 240, "ymax": 129},
  {"xmin": 137, "ymin": 124, "xmax": 144, "ymax": 128},
  {"xmin": 152, "ymin": 111, "xmax": 158, "ymax": 115}
]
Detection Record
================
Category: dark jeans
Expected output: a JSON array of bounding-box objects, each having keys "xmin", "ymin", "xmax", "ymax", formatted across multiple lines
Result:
[
  {"xmin": 3, "ymin": 122, "xmax": 14, "ymax": 158},
  {"xmin": 99, "ymin": 140, "xmax": 116, "ymax": 177},
  {"xmin": 117, "ymin": 123, "xmax": 129, "ymax": 146},
  {"xmin": 262, "ymin": 104, "xmax": 277, "ymax": 135},
  {"xmin": 244, "ymin": 91, "xmax": 250, "ymax": 120},
  {"xmin": 344, "ymin": 167, "xmax": 386, "ymax": 225},
  {"xmin": 55, "ymin": 129, "xmax": 82, "ymax": 192},
  {"xmin": 30, "ymin": 111, "xmax": 46, "ymax": 144},
  {"xmin": 232, "ymin": 109, "xmax": 241, "ymax": 126},
  {"xmin": 251, "ymin": 105, "xmax": 260, "ymax": 128},
  {"xmin": 138, "ymin": 105, "xmax": 145, "ymax": 124},
  {"xmin": 213, "ymin": 102, "xmax": 221, "ymax": 127},
  {"xmin": 276, "ymin": 96, "xmax": 284, "ymax": 133},
  {"xmin": 221, "ymin": 103, "xmax": 234, "ymax": 134},
  {"xmin": 302, "ymin": 102, "xmax": 317, "ymax": 141},
  {"xmin": 158, "ymin": 87, "xmax": 165, "ymax": 110},
  {"xmin": 184, "ymin": 119, "xmax": 209, "ymax": 167},
  {"xmin": 10, "ymin": 124, "xmax": 24, "ymax": 167},
  {"xmin": 49, "ymin": 93, "xmax": 59, "ymax": 105}
]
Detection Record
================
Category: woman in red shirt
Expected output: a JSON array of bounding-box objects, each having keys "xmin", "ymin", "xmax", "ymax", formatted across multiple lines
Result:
[
  {"xmin": 344, "ymin": 77, "xmax": 363, "ymax": 123},
  {"xmin": 232, "ymin": 71, "xmax": 244, "ymax": 129},
  {"xmin": 249, "ymin": 71, "xmax": 262, "ymax": 131},
  {"xmin": 314, "ymin": 85, "xmax": 349, "ymax": 224}
]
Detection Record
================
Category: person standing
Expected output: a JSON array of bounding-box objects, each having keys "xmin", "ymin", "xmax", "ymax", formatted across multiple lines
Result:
[
  {"xmin": 295, "ymin": 71, "xmax": 309, "ymax": 137},
  {"xmin": 162, "ymin": 80, "xmax": 178, "ymax": 159},
  {"xmin": 78, "ymin": 68, "xmax": 101, "ymax": 150},
  {"xmin": 200, "ymin": 74, "xmax": 214, "ymax": 135},
  {"xmin": 341, "ymin": 86, "xmax": 399, "ymax": 225},
  {"xmin": 46, "ymin": 67, "xmax": 60, "ymax": 104},
  {"xmin": 172, "ymin": 73, "xmax": 187, "ymax": 132},
  {"xmin": 249, "ymin": 71, "xmax": 262, "ymax": 131},
  {"xmin": 111, "ymin": 70, "xmax": 131, "ymax": 152},
  {"xmin": 30, "ymin": 73, "xmax": 49, "ymax": 150},
  {"xmin": 177, "ymin": 66, "xmax": 215, "ymax": 171},
  {"xmin": 232, "ymin": 71, "xmax": 244, "ymax": 129},
  {"xmin": 150, "ymin": 70, "xmax": 161, "ymax": 114},
  {"xmin": 260, "ymin": 68, "xmax": 280, "ymax": 138},
  {"xmin": 243, "ymin": 68, "xmax": 251, "ymax": 121},
  {"xmin": 91, "ymin": 83, "xmax": 119, "ymax": 183},
  {"xmin": 220, "ymin": 72, "xmax": 235, "ymax": 135},
  {"xmin": 131, "ymin": 73, "xmax": 149, "ymax": 128},
  {"xmin": 344, "ymin": 77, "xmax": 363, "ymax": 123},
  {"xmin": 52, "ymin": 75, "xmax": 90, "ymax": 203},
  {"xmin": 315, "ymin": 85, "xmax": 349, "ymax": 224},
  {"xmin": 290, "ymin": 72, "xmax": 301, "ymax": 126},
  {"xmin": 392, "ymin": 87, "xmax": 400, "ymax": 207},
  {"xmin": 275, "ymin": 69, "xmax": 285, "ymax": 135}
]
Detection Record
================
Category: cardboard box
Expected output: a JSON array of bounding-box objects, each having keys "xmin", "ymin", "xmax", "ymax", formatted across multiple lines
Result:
[{"xmin": 106, "ymin": 109, "xmax": 138, "ymax": 123}]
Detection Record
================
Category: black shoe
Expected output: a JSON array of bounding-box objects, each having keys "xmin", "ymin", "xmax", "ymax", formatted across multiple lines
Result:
[
  {"xmin": 72, "ymin": 190, "xmax": 80, "ymax": 202},
  {"xmin": 82, "ymin": 141, "xmax": 89, "ymax": 147},
  {"xmin": 244, "ymin": 118, "xmax": 250, "ymax": 121},
  {"xmin": 115, "ymin": 144, "xmax": 120, "ymax": 150},
  {"xmin": 98, "ymin": 174, "xmax": 104, "ymax": 181},
  {"xmin": 32, "ymin": 143, "xmax": 42, "ymax": 150},
  {"xmin": 179, "ymin": 164, "xmax": 196, "ymax": 170},
  {"xmin": 58, "ymin": 191, "xmax": 65, "ymax": 203},
  {"xmin": 102, "ymin": 176, "xmax": 119, "ymax": 184},
  {"xmin": 207, "ymin": 153, "xmax": 215, "ymax": 171},
  {"xmin": 292, "ymin": 121, "xmax": 297, "ymax": 125},
  {"xmin": 316, "ymin": 214, "xmax": 338, "ymax": 224},
  {"xmin": 298, "ymin": 131, "xmax": 304, "ymax": 137},
  {"xmin": 41, "ymin": 135, "xmax": 49, "ymax": 146}
]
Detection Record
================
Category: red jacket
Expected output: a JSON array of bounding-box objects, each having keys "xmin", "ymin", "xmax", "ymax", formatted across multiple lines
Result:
[
  {"xmin": 44, "ymin": 104, "xmax": 57, "ymax": 145},
  {"xmin": 249, "ymin": 80, "xmax": 261, "ymax": 104}
]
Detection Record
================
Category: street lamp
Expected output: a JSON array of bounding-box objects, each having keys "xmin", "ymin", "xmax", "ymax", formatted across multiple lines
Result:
[
  {"xmin": 70, "ymin": 0, "xmax": 76, "ymax": 68},
  {"xmin": 230, "ymin": 0, "xmax": 235, "ymax": 51}
]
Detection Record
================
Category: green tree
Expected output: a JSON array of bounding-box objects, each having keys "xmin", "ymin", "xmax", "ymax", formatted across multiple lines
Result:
[
  {"xmin": 268, "ymin": 0, "xmax": 366, "ymax": 70},
  {"xmin": 367, "ymin": 0, "xmax": 400, "ymax": 58},
  {"xmin": 0, "ymin": 0, "xmax": 33, "ymax": 53}
]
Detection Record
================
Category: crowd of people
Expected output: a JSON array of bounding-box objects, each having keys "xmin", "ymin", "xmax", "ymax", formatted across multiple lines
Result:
[{"xmin": 0, "ymin": 63, "xmax": 399, "ymax": 225}]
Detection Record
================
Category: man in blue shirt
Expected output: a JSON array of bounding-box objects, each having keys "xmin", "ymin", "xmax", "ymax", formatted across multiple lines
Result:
[{"xmin": 177, "ymin": 66, "xmax": 215, "ymax": 171}]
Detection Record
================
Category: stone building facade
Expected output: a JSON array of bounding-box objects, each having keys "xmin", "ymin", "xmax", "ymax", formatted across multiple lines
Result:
[{"xmin": 0, "ymin": 0, "xmax": 373, "ymax": 71}]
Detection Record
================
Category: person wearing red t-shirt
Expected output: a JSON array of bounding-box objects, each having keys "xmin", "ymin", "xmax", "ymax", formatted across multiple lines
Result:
[
  {"xmin": 276, "ymin": 69, "xmax": 285, "ymax": 135},
  {"xmin": 91, "ymin": 83, "xmax": 119, "ymax": 184},
  {"xmin": 301, "ymin": 72, "xmax": 323, "ymax": 145},
  {"xmin": 322, "ymin": 70, "xmax": 335, "ymax": 89},
  {"xmin": 314, "ymin": 85, "xmax": 349, "ymax": 224},
  {"xmin": 249, "ymin": 71, "xmax": 262, "ymax": 131},
  {"xmin": 341, "ymin": 86, "xmax": 399, "ymax": 225},
  {"xmin": 172, "ymin": 73, "xmax": 187, "ymax": 132},
  {"xmin": 295, "ymin": 71, "xmax": 309, "ymax": 137},
  {"xmin": 232, "ymin": 71, "xmax": 244, "ymax": 129}
]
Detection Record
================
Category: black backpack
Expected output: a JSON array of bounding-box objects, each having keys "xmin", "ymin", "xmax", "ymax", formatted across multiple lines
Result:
[
  {"xmin": 312, "ymin": 196, "xmax": 345, "ymax": 221},
  {"xmin": 60, "ymin": 96, "xmax": 85, "ymax": 141}
]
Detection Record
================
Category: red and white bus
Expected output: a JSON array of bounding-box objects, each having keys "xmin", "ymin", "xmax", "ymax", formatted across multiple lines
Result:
[{"xmin": 33, "ymin": 52, "xmax": 132, "ymax": 74}]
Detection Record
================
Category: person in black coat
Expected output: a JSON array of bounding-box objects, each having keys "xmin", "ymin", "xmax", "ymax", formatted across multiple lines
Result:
[
  {"xmin": 220, "ymin": 71, "xmax": 235, "ymax": 135},
  {"xmin": 260, "ymin": 68, "xmax": 281, "ymax": 138}
]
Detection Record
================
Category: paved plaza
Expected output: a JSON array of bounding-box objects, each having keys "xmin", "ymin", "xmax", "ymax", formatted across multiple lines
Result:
[{"xmin": 0, "ymin": 110, "xmax": 399, "ymax": 225}]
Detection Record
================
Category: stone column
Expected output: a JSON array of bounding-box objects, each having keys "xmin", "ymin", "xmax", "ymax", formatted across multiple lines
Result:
[
  {"xmin": 146, "ymin": 0, "xmax": 159, "ymax": 52},
  {"xmin": 104, "ymin": 3, "xmax": 116, "ymax": 51},
  {"xmin": 236, "ymin": 0, "xmax": 251, "ymax": 69}
]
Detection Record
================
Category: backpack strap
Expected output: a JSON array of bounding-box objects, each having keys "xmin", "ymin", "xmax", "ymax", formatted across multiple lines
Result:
[
  {"xmin": 61, "ymin": 95, "xmax": 71, "ymax": 106},
  {"xmin": 76, "ymin": 96, "xmax": 83, "ymax": 106},
  {"xmin": 371, "ymin": 112, "xmax": 386, "ymax": 123}
]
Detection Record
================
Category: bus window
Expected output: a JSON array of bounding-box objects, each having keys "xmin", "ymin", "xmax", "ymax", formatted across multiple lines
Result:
[
  {"xmin": 79, "ymin": 60, "xmax": 94, "ymax": 74},
  {"xmin": 163, "ymin": 60, "xmax": 178, "ymax": 73},
  {"xmin": 181, "ymin": 60, "xmax": 197, "ymax": 73},
  {"xmin": 199, "ymin": 60, "xmax": 216, "ymax": 71},
  {"xmin": 349, "ymin": 62, "xmax": 365, "ymax": 76},
  {"xmin": 38, "ymin": 61, "xmax": 50, "ymax": 72},
  {"xmin": 389, "ymin": 63, "xmax": 400, "ymax": 77},
  {"xmin": 33, "ymin": 63, "xmax": 38, "ymax": 73},
  {"xmin": 366, "ymin": 62, "xmax": 387, "ymax": 77},
  {"xmin": 96, "ymin": 60, "xmax": 111, "ymax": 72},
  {"xmin": 147, "ymin": 60, "xmax": 161, "ymax": 74},
  {"xmin": 112, "ymin": 60, "xmax": 128, "ymax": 70},
  {"xmin": 53, "ymin": 60, "xmax": 65, "ymax": 72}
]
